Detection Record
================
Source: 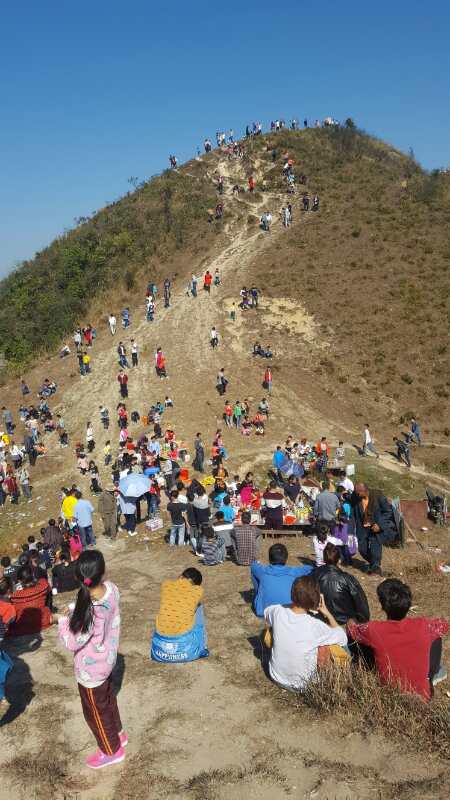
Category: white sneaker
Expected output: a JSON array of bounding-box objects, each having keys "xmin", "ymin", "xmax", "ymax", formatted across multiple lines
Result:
[{"xmin": 127, "ymin": 530, "xmax": 138, "ymax": 537}]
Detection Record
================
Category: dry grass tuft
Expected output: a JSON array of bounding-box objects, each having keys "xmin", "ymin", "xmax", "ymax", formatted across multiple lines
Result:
[
  {"xmin": 6, "ymin": 752, "xmax": 84, "ymax": 799},
  {"xmin": 293, "ymin": 663, "xmax": 450, "ymax": 759}
]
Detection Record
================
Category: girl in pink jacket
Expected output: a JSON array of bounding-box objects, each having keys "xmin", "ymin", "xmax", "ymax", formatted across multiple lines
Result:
[{"xmin": 58, "ymin": 550, "xmax": 126, "ymax": 769}]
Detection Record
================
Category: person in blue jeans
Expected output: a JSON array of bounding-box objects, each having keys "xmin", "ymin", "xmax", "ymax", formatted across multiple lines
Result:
[
  {"xmin": 251, "ymin": 543, "xmax": 313, "ymax": 617},
  {"xmin": 167, "ymin": 489, "xmax": 187, "ymax": 546},
  {"xmin": 118, "ymin": 494, "xmax": 137, "ymax": 536},
  {"xmin": 73, "ymin": 492, "xmax": 96, "ymax": 549}
]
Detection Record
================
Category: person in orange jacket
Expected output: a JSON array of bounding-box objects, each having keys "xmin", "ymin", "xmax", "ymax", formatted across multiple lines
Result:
[{"xmin": 315, "ymin": 437, "xmax": 330, "ymax": 458}]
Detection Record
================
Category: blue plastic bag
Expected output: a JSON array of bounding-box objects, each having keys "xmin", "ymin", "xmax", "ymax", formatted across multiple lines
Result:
[{"xmin": 150, "ymin": 606, "xmax": 209, "ymax": 663}]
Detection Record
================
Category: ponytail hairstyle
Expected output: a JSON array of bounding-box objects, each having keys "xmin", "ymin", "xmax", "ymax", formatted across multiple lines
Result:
[{"xmin": 69, "ymin": 550, "xmax": 105, "ymax": 634}]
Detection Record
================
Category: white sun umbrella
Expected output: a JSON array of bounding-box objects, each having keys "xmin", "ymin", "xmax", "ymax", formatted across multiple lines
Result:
[{"xmin": 119, "ymin": 474, "xmax": 151, "ymax": 498}]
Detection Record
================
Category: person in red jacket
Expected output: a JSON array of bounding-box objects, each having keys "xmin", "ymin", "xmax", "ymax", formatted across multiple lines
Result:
[
  {"xmin": 8, "ymin": 565, "xmax": 52, "ymax": 637},
  {"xmin": 263, "ymin": 366, "xmax": 272, "ymax": 395},
  {"xmin": 117, "ymin": 370, "xmax": 128, "ymax": 398},
  {"xmin": 203, "ymin": 271, "xmax": 212, "ymax": 293},
  {"xmin": 348, "ymin": 578, "xmax": 448, "ymax": 701},
  {"xmin": 155, "ymin": 347, "xmax": 167, "ymax": 379}
]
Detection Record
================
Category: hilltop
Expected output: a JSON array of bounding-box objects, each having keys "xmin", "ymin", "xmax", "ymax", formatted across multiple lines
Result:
[{"xmin": 1, "ymin": 125, "xmax": 449, "ymax": 446}]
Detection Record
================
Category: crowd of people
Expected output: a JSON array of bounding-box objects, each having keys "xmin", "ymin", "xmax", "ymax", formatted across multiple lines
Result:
[{"xmin": 0, "ymin": 119, "xmax": 446, "ymax": 773}]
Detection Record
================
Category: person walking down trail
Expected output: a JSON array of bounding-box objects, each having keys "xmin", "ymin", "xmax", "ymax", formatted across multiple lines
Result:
[
  {"xmin": 58, "ymin": 551, "xmax": 126, "ymax": 769},
  {"xmin": 130, "ymin": 340, "xmax": 138, "ymax": 367},
  {"xmin": 193, "ymin": 433, "xmax": 205, "ymax": 473},
  {"xmin": 117, "ymin": 371, "xmax": 128, "ymax": 399},
  {"xmin": 393, "ymin": 437, "xmax": 411, "ymax": 468},
  {"xmin": 282, "ymin": 207, "xmax": 291, "ymax": 228},
  {"xmin": 210, "ymin": 327, "xmax": 219, "ymax": 349},
  {"xmin": 263, "ymin": 366, "xmax": 273, "ymax": 395},
  {"xmin": 155, "ymin": 348, "xmax": 167, "ymax": 379},
  {"xmin": 108, "ymin": 314, "xmax": 116, "ymax": 335},
  {"xmin": 163, "ymin": 279, "xmax": 171, "ymax": 308},
  {"xmin": 146, "ymin": 298, "xmax": 155, "ymax": 322},
  {"xmin": 409, "ymin": 417, "xmax": 421, "ymax": 446},
  {"xmin": 362, "ymin": 424, "xmax": 379, "ymax": 459},
  {"xmin": 191, "ymin": 274, "xmax": 198, "ymax": 298},
  {"xmin": 117, "ymin": 343, "xmax": 129, "ymax": 369},
  {"xmin": 99, "ymin": 406, "xmax": 109, "ymax": 430},
  {"xmin": 203, "ymin": 270, "xmax": 212, "ymax": 293},
  {"xmin": 2, "ymin": 408, "xmax": 14, "ymax": 436},
  {"xmin": 216, "ymin": 369, "xmax": 228, "ymax": 396}
]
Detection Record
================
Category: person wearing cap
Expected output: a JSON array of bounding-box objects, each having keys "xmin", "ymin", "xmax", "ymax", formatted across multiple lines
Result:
[{"xmin": 98, "ymin": 486, "xmax": 118, "ymax": 541}]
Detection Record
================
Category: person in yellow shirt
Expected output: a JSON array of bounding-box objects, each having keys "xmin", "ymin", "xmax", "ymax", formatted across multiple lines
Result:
[
  {"xmin": 61, "ymin": 490, "xmax": 78, "ymax": 522},
  {"xmin": 82, "ymin": 353, "xmax": 91, "ymax": 374},
  {"xmin": 151, "ymin": 568, "xmax": 208, "ymax": 662}
]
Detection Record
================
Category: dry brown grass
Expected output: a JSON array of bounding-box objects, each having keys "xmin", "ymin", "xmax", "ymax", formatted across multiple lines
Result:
[
  {"xmin": 6, "ymin": 752, "xmax": 85, "ymax": 799},
  {"xmin": 293, "ymin": 663, "xmax": 450, "ymax": 759}
]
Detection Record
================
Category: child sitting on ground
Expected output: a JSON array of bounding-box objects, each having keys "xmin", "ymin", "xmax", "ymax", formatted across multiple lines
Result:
[
  {"xmin": 312, "ymin": 524, "xmax": 343, "ymax": 567},
  {"xmin": 200, "ymin": 526, "xmax": 226, "ymax": 566}
]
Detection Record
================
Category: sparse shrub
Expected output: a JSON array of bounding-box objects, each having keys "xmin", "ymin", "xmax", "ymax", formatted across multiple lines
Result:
[
  {"xmin": 351, "ymin": 228, "xmax": 361, "ymax": 238},
  {"xmin": 401, "ymin": 373, "xmax": 414, "ymax": 384},
  {"xmin": 124, "ymin": 269, "xmax": 135, "ymax": 291},
  {"xmin": 295, "ymin": 663, "xmax": 449, "ymax": 759}
]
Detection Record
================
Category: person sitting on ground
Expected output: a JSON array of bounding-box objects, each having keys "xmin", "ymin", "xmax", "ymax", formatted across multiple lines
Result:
[
  {"xmin": 201, "ymin": 525, "xmax": 226, "ymax": 566},
  {"xmin": 52, "ymin": 546, "xmax": 79, "ymax": 594},
  {"xmin": 264, "ymin": 575, "xmax": 348, "ymax": 691},
  {"xmin": 8, "ymin": 565, "xmax": 52, "ymax": 636},
  {"xmin": 43, "ymin": 518, "xmax": 64, "ymax": 553},
  {"xmin": 151, "ymin": 568, "xmax": 209, "ymax": 662},
  {"xmin": 312, "ymin": 524, "xmax": 344, "ymax": 567},
  {"xmin": 348, "ymin": 579, "xmax": 449, "ymax": 701},
  {"xmin": 251, "ymin": 543, "xmax": 313, "ymax": 618},
  {"xmin": 315, "ymin": 544, "xmax": 370, "ymax": 625},
  {"xmin": 219, "ymin": 494, "xmax": 236, "ymax": 523},
  {"xmin": 231, "ymin": 511, "xmax": 261, "ymax": 565}
]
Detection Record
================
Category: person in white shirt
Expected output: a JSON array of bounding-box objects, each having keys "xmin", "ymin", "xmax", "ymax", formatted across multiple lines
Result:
[
  {"xmin": 108, "ymin": 314, "xmax": 116, "ymax": 335},
  {"xmin": 131, "ymin": 339, "xmax": 138, "ymax": 367},
  {"xmin": 362, "ymin": 424, "xmax": 379, "ymax": 459},
  {"xmin": 210, "ymin": 328, "xmax": 219, "ymax": 348},
  {"xmin": 338, "ymin": 470, "xmax": 354, "ymax": 494},
  {"xmin": 264, "ymin": 575, "xmax": 347, "ymax": 691}
]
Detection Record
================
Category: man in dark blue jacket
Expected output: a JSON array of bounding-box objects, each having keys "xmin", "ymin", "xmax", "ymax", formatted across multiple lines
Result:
[
  {"xmin": 251, "ymin": 543, "xmax": 312, "ymax": 617},
  {"xmin": 351, "ymin": 483, "xmax": 396, "ymax": 576}
]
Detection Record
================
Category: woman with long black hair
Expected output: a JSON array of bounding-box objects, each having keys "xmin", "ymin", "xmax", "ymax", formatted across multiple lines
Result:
[{"xmin": 58, "ymin": 550, "xmax": 126, "ymax": 769}]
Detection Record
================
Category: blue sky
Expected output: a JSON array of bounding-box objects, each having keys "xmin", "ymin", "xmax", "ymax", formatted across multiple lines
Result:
[{"xmin": 1, "ymin": 1, "xmax": 449, "ymax": 277}]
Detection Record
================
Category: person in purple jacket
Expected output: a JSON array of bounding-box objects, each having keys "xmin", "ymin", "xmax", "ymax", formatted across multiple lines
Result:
[{"xmin": 250, "ymin": 543, "xmax": 313, "ymax": 617}]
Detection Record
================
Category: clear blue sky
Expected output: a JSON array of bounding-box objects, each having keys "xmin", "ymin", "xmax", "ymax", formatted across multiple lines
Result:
[{"xmin": 1, "ymin": 1, "xmax": 449, "ymax": 277}]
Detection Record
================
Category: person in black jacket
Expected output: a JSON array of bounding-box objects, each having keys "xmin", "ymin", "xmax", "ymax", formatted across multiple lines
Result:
[
  {"xmin": 351, "ymin": 483, "xmax": 396, "ymax": 576},
  {"xmin": 315, "ymin": 544, "xmax": 370, "ymax": 625}
]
